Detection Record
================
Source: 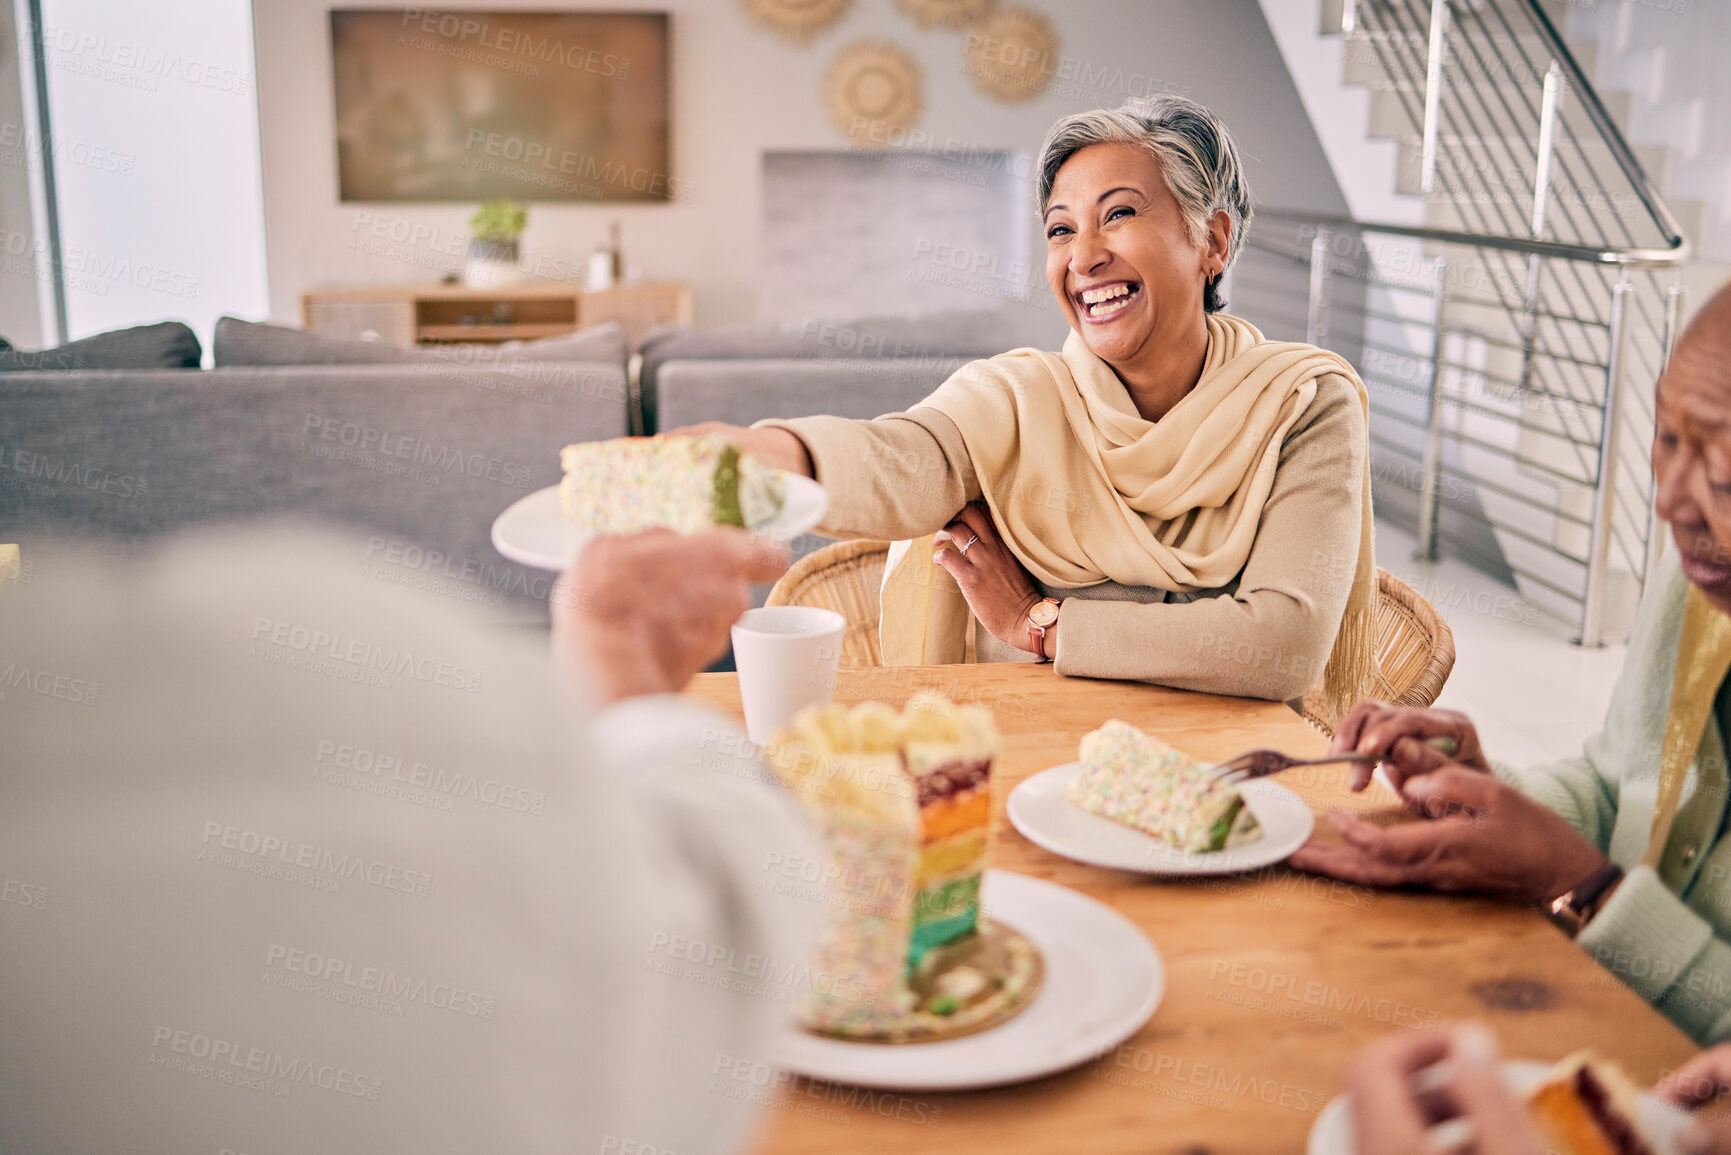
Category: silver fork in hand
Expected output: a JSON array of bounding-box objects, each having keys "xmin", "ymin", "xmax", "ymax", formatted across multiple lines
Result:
[{"xmin": 1209, "ymin": 735, "xmax": 1459, "ymax": 786}]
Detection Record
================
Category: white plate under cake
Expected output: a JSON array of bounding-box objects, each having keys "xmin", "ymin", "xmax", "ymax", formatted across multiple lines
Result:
[
  {"xmin": 1008, "ymin": 767, "xmax": 1315, "ymax": 876},
  {"xmin": 490, "ymin": 433, "xmax": 828, "ymax": 570},
  {"xmin": 771, "ymin": 870, "xmax": 1164, "ymax": 1092}
]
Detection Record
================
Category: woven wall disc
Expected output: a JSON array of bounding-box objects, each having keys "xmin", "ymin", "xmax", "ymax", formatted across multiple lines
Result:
[
  {"xmin": 963, "ymin": 6, "xmax": 1057, "ymax": 103},
  {"xmin": 823, "ymin": 40, "xmax": 924, "ymax": 144},
  {"xmin": 895, "ymin": 0, "xmax": 994, "ymax": 31},
  {"xmin": 743, "ymin": 0, "xmax": 852, "ymax": 45}
]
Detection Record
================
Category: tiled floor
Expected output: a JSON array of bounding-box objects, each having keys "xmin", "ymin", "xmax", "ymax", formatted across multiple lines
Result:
[{"xmin": 1373, "ymin": 521, "xmax": 1629, "ymax": 770}]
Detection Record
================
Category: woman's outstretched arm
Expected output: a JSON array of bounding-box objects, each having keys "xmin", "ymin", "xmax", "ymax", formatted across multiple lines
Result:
[
  {"xmin": 766, "ymin": 411, "xmax": 981, "ymax": 540},
  {"xmin": 673, "ymin": 412, "xmax": 978, "ymax": 542}
]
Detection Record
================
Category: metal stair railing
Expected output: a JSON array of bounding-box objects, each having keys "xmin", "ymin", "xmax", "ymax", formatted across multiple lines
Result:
[{"xmin": 1229, "ymin": 0, "xmax": 1688, "ymax": 645}]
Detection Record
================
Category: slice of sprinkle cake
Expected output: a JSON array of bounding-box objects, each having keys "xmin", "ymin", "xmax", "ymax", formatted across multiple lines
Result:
[
  {"xmin": 1068, "ymin": 719, "xmax": 1260, "ymax": 853},
  {"xmin": 559, "ymin": 433, "xmax": 785, "ymax": 534}
]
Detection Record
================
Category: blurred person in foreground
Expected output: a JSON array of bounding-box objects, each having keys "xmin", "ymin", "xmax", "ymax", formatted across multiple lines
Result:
[
  {"xmin": 1293, "ymin": 282, "xmax": 1731, "ymax": 1046},
  {"xmin": 1350, "ymin": 1026, "xmax": 1731, "ymax": 1153},
  {"xmin": 0, "ymin": 525, "xmax": 817, "ymax": 1154}
]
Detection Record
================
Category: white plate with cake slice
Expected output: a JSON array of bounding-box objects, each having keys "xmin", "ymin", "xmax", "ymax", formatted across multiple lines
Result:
[
  {"xmin": 1308, "ymin": 1059, "xmax": 1694, "ymax": 1154},
  {"xmin": 770, "ymin": 869, "xmax": 1163, "ymax": 1092},
  {"xmin": 490, "ymin": 474, "xmax": 830, "ymax": 571},
  {"xmin": 1006, "ymin": 762, "xmax": 1315, "ymax": 876}
]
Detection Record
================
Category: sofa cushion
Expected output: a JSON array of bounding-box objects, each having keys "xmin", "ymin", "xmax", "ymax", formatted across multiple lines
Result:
[
  {"xmin": 655, "ymin": 356, "xmax": 981, "ymax": 431},
  {"xmin": 640, "ymin": 308, "xmax": 1038, "ymax": 365},
  {"xmin": 0, "ymin": 321, "xmax": 202, "ymax": 372},
  {"xmin": 212, "ymin": 318, "xmax": 414, "ymax": 366},
  {"xmin": 488, "ymin": 325, "xmax": 628, "ymax": 362},
  {"xmin": 213, "ymin": 316, "xmax": 628, "ymax": 368},
  {"xmin": 637, "ymin": 308, "xmax": 1061, "ymax": 432}
]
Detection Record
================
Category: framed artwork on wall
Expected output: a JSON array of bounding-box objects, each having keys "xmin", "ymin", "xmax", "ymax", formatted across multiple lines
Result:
[{"xmin": 331, "ymin": 10, "xmax": 672, "ymax": 202}]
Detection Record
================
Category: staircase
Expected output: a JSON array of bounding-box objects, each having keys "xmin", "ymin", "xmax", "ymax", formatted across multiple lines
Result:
[
  {"xmin": 1558, "ymin": 0, "xmax": 1731, "ymax": 266},
  {"xmin": 1239, "ymin": 0, "xmax": 1692, "ymax": 645}
]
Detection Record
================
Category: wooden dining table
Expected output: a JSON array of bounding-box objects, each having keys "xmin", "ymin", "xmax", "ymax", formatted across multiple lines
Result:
[{"xmin": 684, "ymin": 662, "xmax": 1697, "ymax": 1153}]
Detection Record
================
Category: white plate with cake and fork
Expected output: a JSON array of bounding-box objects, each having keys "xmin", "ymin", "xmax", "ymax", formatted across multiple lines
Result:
[{"xmin": 1007, "ymin": 720, "xmax": 1316, "ymax": 876}]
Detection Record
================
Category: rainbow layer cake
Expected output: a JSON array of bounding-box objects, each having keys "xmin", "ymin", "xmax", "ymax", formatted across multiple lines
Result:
[
  {"xmin": 770, "ymin": 692, "xmax": 1042, "ymax": 1042},
  {"xmin": 559, "ymin": 433, "xmax": 785, "ymax": 534},
  {"xmin": 1068, "ymin": 719, "xmax": 1261, "ymax": 852}
]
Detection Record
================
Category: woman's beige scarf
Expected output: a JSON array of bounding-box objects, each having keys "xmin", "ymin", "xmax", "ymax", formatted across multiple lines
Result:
[{"xmin": 879, "ymin": 312, "xmax": 1377, "ymax": 717}]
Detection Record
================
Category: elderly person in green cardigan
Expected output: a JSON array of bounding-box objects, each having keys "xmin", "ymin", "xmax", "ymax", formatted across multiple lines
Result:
[{"xmin": 1295, "ymin": 281, "xmax": 1731, "ymax": 1051}]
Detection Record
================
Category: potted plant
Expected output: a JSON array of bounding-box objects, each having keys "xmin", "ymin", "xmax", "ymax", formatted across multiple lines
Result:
[{"xmin": 464, "ymin": 198, "xmax": 528, "ymax": 288}]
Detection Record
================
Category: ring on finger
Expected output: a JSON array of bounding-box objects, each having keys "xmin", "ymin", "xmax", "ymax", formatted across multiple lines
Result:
[{"xmin": 959, "ymin": 533, "xmax": 981, "ymax": 556}]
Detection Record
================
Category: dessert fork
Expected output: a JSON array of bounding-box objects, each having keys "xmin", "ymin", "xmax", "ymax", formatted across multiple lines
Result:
[{"xmin": 1209, "ymin": 735, "xmax": 1459, "ymax": 786}]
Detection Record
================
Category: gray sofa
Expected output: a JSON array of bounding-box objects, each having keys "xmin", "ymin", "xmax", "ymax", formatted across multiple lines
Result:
[
  {"xmin": 1, "ymin": 307, "xmax": 1064, "ymax": 623},
  {"xmin": 0, "ymin": 358, "xmax": 629, "ymax": 615},
  {"xmin": 640, "ymin": 308, "xmax": 1069, "ymax": 433}
]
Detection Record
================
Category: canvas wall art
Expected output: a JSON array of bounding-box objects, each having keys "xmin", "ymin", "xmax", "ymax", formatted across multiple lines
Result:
[{"xmin": 331, "ymin": 10, "xmax": 672, "ymax": 202}]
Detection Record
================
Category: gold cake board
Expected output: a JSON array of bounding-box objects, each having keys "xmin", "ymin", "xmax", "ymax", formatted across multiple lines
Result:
[{"xmin": 805, "ymin": 920, "xmax": 1045, "ymax": 1045}]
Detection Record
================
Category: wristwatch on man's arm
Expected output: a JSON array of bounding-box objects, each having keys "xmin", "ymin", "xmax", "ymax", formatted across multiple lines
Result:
[
  {"xmin": 1026, "ymin": 598, "xmax": 1061, "ymax": 663},
  {"xmin": 1547, "ymin": 861, "xmax": 1626, "ymax": 937}
]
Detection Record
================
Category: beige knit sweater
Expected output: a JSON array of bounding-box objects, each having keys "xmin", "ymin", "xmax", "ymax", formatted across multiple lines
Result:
[{"xmin": 762, "ymin": 371, "xmax": 1366, "ymax": 702}]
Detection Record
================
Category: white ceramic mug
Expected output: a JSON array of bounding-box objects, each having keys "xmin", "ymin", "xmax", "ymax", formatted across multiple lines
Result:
[{"xmin": 730, "ymin": 606, "xmax": 846, "ymax": 745}]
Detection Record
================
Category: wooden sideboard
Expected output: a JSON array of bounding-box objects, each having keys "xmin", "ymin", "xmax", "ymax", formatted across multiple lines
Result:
[{"xmin": 301, "ymin": 280, "xmax": 690, "ymax": 350}]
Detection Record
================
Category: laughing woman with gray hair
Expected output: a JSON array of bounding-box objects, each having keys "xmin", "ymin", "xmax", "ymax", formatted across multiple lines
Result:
[{"xmin": 688, "ymin": 95, "xmax": 1375, "ymax": 711}]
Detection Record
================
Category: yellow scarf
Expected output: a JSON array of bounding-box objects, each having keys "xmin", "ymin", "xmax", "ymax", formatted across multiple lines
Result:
[
  {"xmin": 879, "ymin": 313, "xmax": 1377, "ymax": 717},
  {"xmin": 1646, "ymin": 584, "xmax": 1731, "ymax": 869}
]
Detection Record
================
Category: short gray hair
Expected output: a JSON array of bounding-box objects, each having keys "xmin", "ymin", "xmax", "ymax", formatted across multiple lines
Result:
[{"xmin": 1037, "ymin": 95, "xmax": 1253, "ymax": 313}]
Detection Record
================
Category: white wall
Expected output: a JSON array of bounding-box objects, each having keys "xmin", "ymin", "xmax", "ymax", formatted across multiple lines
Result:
[
  {"xmin": 252, "ymin": 0, "xmax": 1349, "ymax": 328},
  {"xmin": 759, "ymin": 149, "xmax": 1033, "ymax": 324}
]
